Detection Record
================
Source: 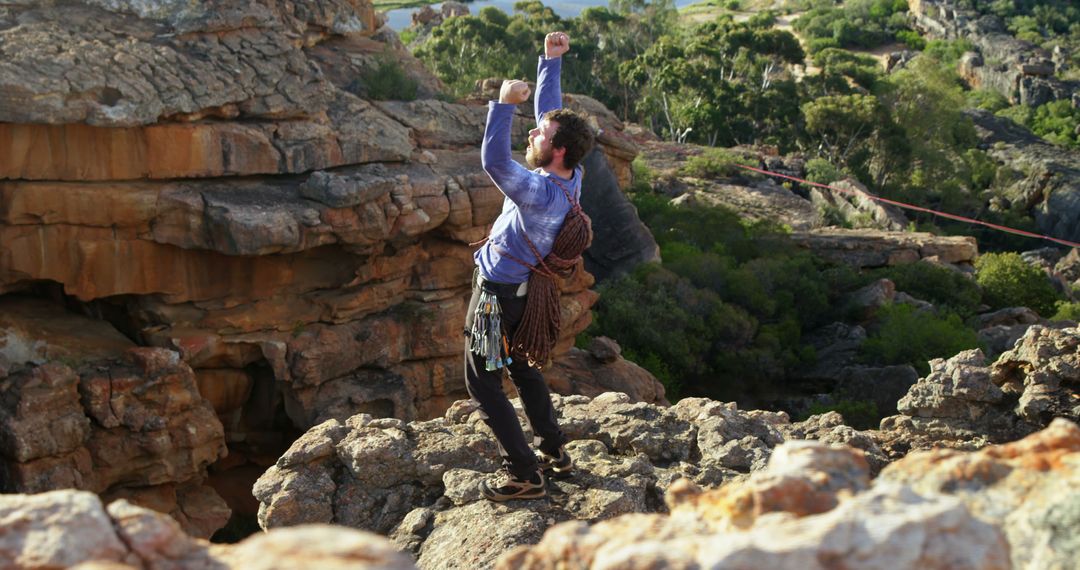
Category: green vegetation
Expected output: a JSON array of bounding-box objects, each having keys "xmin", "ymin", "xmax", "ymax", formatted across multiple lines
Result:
[
  {"xmin": 1051, "ymin": 301, "xmax": 1080, "ymax": 322},
  {"xmin": 791, "ymin": 0, "xmax": 913, "ymax": 54},
  {"xmin": 869, "ymin": 262, "xmax": 982, "ymax": 319},
  {"xmin": 373, "ymin": 0, "xmax": 437, "ymax": 10},
  {"xmin": 680, "ymin": 148, "xmax": 759, "ymax": 179},
  {"xmin": 955, "ymin": 0, "xmax": 1080, "ymax": 80},
  {"xmin": 349, "ymin": 52, "xmax": 419, "ymax": 101},
  {"xmin": 975, "ymin": 252, "xmax": 1062, "ymax": 316},
  {"xmin": 860, "ymin": 304, "xmax": 982, "ymax": 375},
  {"xmin": 997, "ymin": 100, "xmax": 1080, "ymax": 148}
]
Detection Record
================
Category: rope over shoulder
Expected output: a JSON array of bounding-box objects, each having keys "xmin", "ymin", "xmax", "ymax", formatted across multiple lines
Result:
[
  {"xmin": 472, "ymin": 174, "xmax": 592, "ymax": 369},
  {"xmin": 509, "ymin": 177, "xmax": 592, "ymax": 368}
]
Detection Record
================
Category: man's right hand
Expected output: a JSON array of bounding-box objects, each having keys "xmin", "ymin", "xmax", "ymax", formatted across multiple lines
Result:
[{"xmin": 499, "ymin": 80, "xmax": 530, "ymax": 105}]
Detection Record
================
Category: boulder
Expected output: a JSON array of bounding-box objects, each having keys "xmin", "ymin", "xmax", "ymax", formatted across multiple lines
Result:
[
  {"xmin": 580, "ymin": 147, "xmax": 661, "ymax": 281},
  {"xmin": 809, "ymin": 178, "xmax": 909, "ymax": 231},
  {"xmin": 967, "ymin": 109, "xmax": 1080, "ymax": 244},
  {"xmin": 789, "ymin": 228, "xmax": 978, "ymax": 270},
  {"xmin": 0, "ymin": 490, "xmax": 414, "ymax": 570},
  {"xmin": 878, "ymin": 326, "xmax": 1080, "ymax": 458}
]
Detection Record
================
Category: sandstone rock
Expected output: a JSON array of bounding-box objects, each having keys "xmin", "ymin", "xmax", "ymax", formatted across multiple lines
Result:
[
  {"xmin": 973, "ymin": 306, "xmax": 1051, "ymax": 358},
  {"xmin": 0, "ymin": 2, "xmax": 349, "ymax": 127},
  {"xmin": 0, "ymin": 298, "xmax": 229, "ymax": 536},
  {"xmin": 880, "ymin": 418, "xmax": 1080, "ymax": 570},
  {"xmin": 580, "ymin": 148, "xmax": 660, "ymax": 281},
  {"xmin": 877, "ymin": 327, "xmax": 1080, "ymax": 460},
  {"xmin": 991, "ymin": 326, "xmax": 1080, "ymax": 426},
  {"xmin": 499, "ymin": 439, "xmax": 1009, "ymax": 570},
  {"xmin": 789, "ymin": 228, "xmax": 978, "ymax": 269},
  {"xmin": 0, "ymin": 491, "xmax": 131, "ymax": 569},
  {"xmin": 0, "ymin": 489, "xmax": 414, "ymax": 569},
  {"xmin": 255, "ymin": 393, "xmax": 881, "ymax": 567},
  {"xmin": 545, "ymin": 338, "xmax": 668, "ymax": 405},
  {"xmin": 967, "ymin": 109, "xmax": 1080, "ymax": 243},
  {"xmin": 810, "ymin": 178, "xmax": 909, "ymax": 231},
  {"xmin": 844, "ymin": 278, "xmax": 896, "ymax": 321}
]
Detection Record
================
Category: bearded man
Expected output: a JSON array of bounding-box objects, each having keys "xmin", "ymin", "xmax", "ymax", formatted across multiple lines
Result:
[{"xmin": 465, "ymin": 30, "xmax": 596, "ymax": 501}]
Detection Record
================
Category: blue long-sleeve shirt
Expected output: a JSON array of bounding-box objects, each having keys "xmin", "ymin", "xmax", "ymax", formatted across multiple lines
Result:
[{"xmin": 475, "ymin": 55, "xmax": 583, "ymax": 285}]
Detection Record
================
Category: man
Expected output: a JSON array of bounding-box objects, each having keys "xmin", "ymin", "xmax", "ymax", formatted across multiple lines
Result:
[{"xmin": 465, "ymin": 31, "xmax": 595, "ymax": 501}]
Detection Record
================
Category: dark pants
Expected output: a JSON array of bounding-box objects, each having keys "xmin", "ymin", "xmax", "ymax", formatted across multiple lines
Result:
[{"xmin": 464, "ymin": 275, "xmax": 567, "ymax": 480}]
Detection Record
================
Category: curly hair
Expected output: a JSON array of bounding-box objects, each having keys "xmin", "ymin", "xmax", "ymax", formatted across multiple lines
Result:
[{"xmin": 543, "ymin": 108, "xmax": 595, "ymax": 171}]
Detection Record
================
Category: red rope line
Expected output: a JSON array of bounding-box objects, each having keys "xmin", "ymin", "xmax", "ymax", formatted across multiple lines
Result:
[{"xmin": 735, "ymin": 164, "xmax": 1080, "ymax": 249}]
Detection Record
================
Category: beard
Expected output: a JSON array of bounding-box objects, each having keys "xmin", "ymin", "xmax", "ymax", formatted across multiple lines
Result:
[{"xmin": 525, "ymin": 142, "xmax": 553, "ymax": 169}]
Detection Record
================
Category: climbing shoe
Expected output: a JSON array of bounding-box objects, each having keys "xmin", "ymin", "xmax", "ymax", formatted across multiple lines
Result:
[
  {"xmin": 537, "ymin": 447, "xmax": 573, "ymax": 479},
  {"xmin": 480, "ymin": 468, "xmax": 546, "ymax": 502}
]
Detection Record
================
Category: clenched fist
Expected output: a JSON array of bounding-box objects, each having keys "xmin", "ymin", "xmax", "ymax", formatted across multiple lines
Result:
[
  {"xmin": 499, "ymin": 79, "xmax": 531, "ymax": 105},
  {"xmin": 545, "ymin": 31, "xmax": 569, "ymax": 58}
]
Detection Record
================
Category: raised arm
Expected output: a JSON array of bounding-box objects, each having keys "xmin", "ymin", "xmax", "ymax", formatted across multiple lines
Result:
[
  {"xmin": 534, "ymin": 31, "xmax": 569, "ymax": 124},
  {"xmin": 482, "ymin": 80, "xmax": 548, "ymax": 206}
]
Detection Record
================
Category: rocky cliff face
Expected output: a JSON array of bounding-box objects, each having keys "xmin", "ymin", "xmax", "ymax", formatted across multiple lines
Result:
[
  {"xmin": 247, "ymin": 322, "xmax": 1080, "ymax": 567},
  {"xmin": 0, "ymin": 0, "xmax": 661, "ymax": 535},
  {"xmin": 910, "ymin": 0, "xmax": 1079, "ymax": 107},
  {"xmin": 4, "ymin": 319, "xmax": 1080, "ymax": 566},
  {"xmin": 966, "ymin": 109, "xmax": 1080, "ymax": 244}
]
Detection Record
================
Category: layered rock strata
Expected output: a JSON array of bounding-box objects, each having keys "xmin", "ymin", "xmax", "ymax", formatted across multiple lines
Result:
[
  {"xmin": 0, "ymin": 297, "xmax": 228, "ymax": 537},
  {"xmin": 0, "ymin": 0, "xmax": 659, "ymax": 534},
  {"xmin": 789, "ymin": 228, "xmax": 977, "ymax": 270}
]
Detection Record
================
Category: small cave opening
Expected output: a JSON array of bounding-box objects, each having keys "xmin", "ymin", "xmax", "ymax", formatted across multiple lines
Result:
[{"xmin": 206, "ymin": 360, "xmax": 304, "ymax": 543}]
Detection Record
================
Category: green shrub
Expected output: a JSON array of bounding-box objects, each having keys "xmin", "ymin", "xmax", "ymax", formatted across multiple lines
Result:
[
  {"xmin": 352, "ymin": 54, "xmax": 418, "ymax": 101},
  {"xmin": 807, "ymin": 399, "xmax": 880, "ymax": 430},
  {"xmin": 967, "ymin": 89, "xmax": 1010, "ymax": 112},
  {"xmin": 974, "ymin": 252, "xmax": 1061, "ymax": 316},
  {"xmin": 896, "ymin": 29, "xmax": 926, "ymax": 50},
  {"xmin": 1051, "ymin": 301, "xmax": 1080, "ymax": 322},
  {"xmin": 680, "ymin": 148, "xmax": 754, "ymax": 179},
  {"xmin": 398, "ymin": 28, "xmax": 418, "ymax": 45},
  {"xmin": 922, "ymin": 39, "xmax": 975, "ymax": 65},
  {"xmin": 630, "ymin": 157, "xmax": 654, "ymax": 193},
  {"xmin": 804, "ymin": 157, "xmax": 845, "ymax": 185},
  {"xmin": 861, "ymin": 304, "xmax": 982, "ymax": 375},
  {"xmin": 871, "ymin": 262, "xmax": 982, "ymax": 318}
]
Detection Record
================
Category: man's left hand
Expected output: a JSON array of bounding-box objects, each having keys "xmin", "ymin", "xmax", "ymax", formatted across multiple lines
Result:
[{"xmin": 545, "ymin": 31, "xmax": 569, "ymax": 58}]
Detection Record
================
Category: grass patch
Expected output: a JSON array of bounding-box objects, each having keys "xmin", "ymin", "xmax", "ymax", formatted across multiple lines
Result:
[{"xmin": 373, "ymin": 0, "xmax": 439, "ymax": 11}]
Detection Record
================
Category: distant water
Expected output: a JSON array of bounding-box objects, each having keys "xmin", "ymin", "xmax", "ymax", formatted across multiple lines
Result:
[{"xmin": 385, "ymin": 0, "xmax": 701, "ymax": 31}]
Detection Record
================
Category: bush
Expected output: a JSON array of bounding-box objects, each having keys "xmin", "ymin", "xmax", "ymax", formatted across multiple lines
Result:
[
  {"xmin": 680, "ymin": 148, "xmax": 755, "ymax": 179},
  {"xmin": 804, "ymin": 157, "xmax": 845, "ymax": 185},
  {"xmin": 352, "ymin": 54, "xmax": 418, "ymax": 101},
  {"xmin": 871, "ymin": 261, "xmax": 982, "ymax": 318},
  {"xmin": 861, "ymin": 304, "xmax": 982, "ymax": 375},
  {"xmin": 896, "ymin": 29, "xmax": 926, "ymax": 50},
  {"xmin": 1051, "ymin": 301, "xmax": 1080, "ymax": 322},
  {"xmin": 974, "ymin": 252, "xmax": 1061, "ymax": 316}
]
